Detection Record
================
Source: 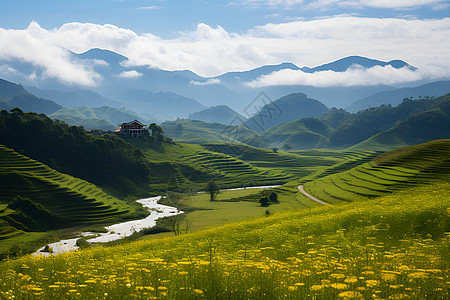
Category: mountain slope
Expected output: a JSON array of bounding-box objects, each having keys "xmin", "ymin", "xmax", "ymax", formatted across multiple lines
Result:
[
  {"xmin": 25, "ymin": 86, "xmax": 123, "ymax": 108},
  {"xmin": 304, "ymin": 139, "xmax": 450, "ymax": 203},
  {"xmin": 302, "ymin": 56, "xmax": 414, "ymax": 73},
  {"xmin": 353, "ymin": 96, "xmax": 450, "ymax": 150},
  {"xmin": 188, "ymin": 105, "xmax": 246, "ymax": 125},
  {"xmin": 161, "ymin": 119, "xmax": 266, "ymax": 147},
  {"xmin": 113, "ymin": 89, "xmax": 206, "ymax": 120},
  {"xmin": 263, "ymin": 118, "xmax": 333, "ymax": 149},
  {"xmin": 243, "ymin": 93, "xmax": 329, "ymax": 132},
  {"xmin": 50, "ymin": 106, "xmax": 154, "ymax": 130},
  {"xmin": 347, "ymin": 80, "xmax": 450, "ymax": 112},
  {"xmin": 0, "ymin": 78, "xmax": 62, "ymax": 115},
  {"xmin": 330, "ymin": 94, "xmax": 450, "ymax": 147}
]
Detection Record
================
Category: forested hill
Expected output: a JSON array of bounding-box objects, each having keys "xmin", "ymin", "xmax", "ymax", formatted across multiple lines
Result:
[
  {"xmin": 0, "ymin": 78, "xmax": 62, "ymax": 115},
  {"xmin": 329, "ymin": 94, "xmax": 450, "ymax": 146},
  {"xmin": 0, "ymin": 108, "xmax": 150, "ymax": 190}
]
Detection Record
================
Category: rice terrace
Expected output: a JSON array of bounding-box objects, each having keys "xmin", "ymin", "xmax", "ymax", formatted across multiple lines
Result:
[{"xmin": 1, "ymin": 2, "xmax": 450, "ymax": 299}]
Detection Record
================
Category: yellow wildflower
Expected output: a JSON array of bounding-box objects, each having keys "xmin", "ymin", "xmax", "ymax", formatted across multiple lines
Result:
[
  {"xmin": 331, "ymin": 283, "xmax": 348, "ymax": 290},
  {"xmin": 338, "ymin": 291, "xmax": 363, "ymax": 299}
]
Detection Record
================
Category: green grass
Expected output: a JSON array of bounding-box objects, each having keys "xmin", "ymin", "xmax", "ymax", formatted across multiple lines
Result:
[
  {"xmin": 0, "ymin": 181, "xmax": 448, "ymax": 299},
  {"xmin": 155, "ymin": 188, "xmax": 310, "ymax": 235},
  {"xmin": 304, "ymin": 139, "xmax": 450, "ymax": 203},
  {"xmin": 0, "ymin": 145, "xmax": 146, "ymax": 257}
]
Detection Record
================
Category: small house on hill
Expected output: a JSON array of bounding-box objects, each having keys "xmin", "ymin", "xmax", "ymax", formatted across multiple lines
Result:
[{"xmin": 117, "ymin": 120, "xmax": 146, "ymax": 138}]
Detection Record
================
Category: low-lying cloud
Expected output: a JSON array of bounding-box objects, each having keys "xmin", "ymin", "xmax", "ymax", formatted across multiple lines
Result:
[
  {"xmin": 119, "ymin": 70, "xmax": 143, "ymax": 78},
  {"xmin": 246, "ymin": 65, "xmax": 434, "ymax": 87},
  {"xmin": 190, "ymin": 79, "xmax": 221, "ymax": 86}
]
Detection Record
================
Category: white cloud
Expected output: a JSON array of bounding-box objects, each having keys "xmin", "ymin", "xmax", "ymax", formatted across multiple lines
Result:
[
  {"xmin": 236, "ymin": 0, "xmax": 447, "ymax": 9},
  {"xmin": 190, "ymin": 79, "xmax": 221, "ymax": 85},
  {"xmin": 137, "ymin": 6, "xmax": 161, "ymax": 10},
  {"xmin": 0, "ymin": 21, "xmax": 101, "ymax": 86},
  {"xmin": 246, "ymin": 65, "xmax": 441, "ymax": 87},
  {"xmin": 119, "ymin": 70, "xmax": 143, "ymax": 78},
  {"xmin": 0, "ymin": 17, "xmax": 449, "ymax": 87}
]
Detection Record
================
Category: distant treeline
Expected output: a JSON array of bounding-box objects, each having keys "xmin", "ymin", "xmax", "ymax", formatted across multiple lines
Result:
[{"xmin": 0, "ymin": 108, "xmax": 150, "ymax": 186}]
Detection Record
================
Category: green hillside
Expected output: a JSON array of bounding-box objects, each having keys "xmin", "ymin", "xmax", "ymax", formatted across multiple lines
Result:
[
  {"xmin": 50, "ymin": 106, "xmax": 154, "ymax": 131},
  {"xmin": 330, "ymin": 94, "xmax": 450, "ymax": 147},
  {"xmin": 161, "ymin": 119, "xmax": 266, "ymax": 147},
  {"xmin": 353, "ymin": 98, "xmax": 450, "ymax": 150},
  {"xmin": 304, "ymin": 139, "xmax": 450, "ymax": 203},
  {"xmin": 0, "ymin": 109, "xmax": 151, "ymax": 196},
  {"xmin": 263, "ymin": 118, "xmax": 333, "ymax": 149},
  {"xmin": 0, "ymin": 181, "xmax": 448, "ymax": 299},
  {"xmin": 0, "ymin": 145, "xmax": 144, "ymax": 257}
]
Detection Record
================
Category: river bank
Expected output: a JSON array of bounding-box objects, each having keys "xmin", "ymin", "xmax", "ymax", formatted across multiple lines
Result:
[{"xmin": 34, "ymin": 196, "xmax": 182, "ymax": 256}]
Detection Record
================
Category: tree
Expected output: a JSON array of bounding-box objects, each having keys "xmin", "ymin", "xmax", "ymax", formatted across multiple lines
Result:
[
  {"xmin": 282, "ymin": 144, "xmax": 291, "ymax": 150},
  {"xmin": 269, "ymin": 192, "xmax": 278, "ymax": 203},
  {"xmin": 272, "ymin": 147, "xmax": 278, "ymax": 153},
  {"xmin": 205, "ymin": 180, "xmax": 220, "ymax": 201},
  {"xmin": 148, "ymin": 123, "xmax": 164, "ymax": 141},
  {"xmin": 259, "ymin": 197, "xmax": 269, "ymax": 207}
]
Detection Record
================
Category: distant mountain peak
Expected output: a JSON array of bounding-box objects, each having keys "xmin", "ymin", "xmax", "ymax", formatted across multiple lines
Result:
[
  {"xmin": 302, "ymin": 56, "xmax": 415, "ymax": 73},
  {"xmin": 76, "ymin": 48, "xmax": 128, "ymax": 65}
]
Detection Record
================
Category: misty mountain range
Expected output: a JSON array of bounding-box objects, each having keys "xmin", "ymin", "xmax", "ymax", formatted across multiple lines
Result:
[{"xmin": 0, "ymin": 50, "xmax": 449, "ymax": 130}]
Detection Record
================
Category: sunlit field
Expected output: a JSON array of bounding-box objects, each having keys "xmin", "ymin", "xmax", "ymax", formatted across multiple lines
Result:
[{"xmin": 1, "ymin": 182, "xmax": 448, "ymax": 299}]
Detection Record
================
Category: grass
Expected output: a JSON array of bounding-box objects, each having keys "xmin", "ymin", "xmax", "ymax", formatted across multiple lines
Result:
[
  {"xmin": 0, "ymin": 181, "xmax": 448, "ymax": 299},
  {"xmin": 0, "ymin": 145, "xmax": 146, "ymax": 257},
  {"xmin": 155, "ymin": 188, "xmax": 308, "ymax": 235},
  {"xmin": 303, "ymin": 139, "xmax": 450, "ymax": 203}
]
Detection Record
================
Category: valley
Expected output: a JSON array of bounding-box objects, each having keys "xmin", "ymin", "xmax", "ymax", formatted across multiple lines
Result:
[{"xmin": 0, "ymin": 54, "xmax": 449, "ymax": 299}]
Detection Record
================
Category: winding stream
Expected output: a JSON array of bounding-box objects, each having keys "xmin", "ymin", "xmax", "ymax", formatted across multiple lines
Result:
[
  {"xmin": 34, "ymin": 196, "xmax": 182, "ymax": 256},
  {"xmin": 34, "ymin": 185, "xmax": 280, "ymax": 256}
]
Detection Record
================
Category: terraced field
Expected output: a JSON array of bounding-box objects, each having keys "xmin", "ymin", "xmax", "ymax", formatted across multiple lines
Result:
[
  {"xmin": 0, "ymin": 145, "xmax": 136, "ymax": 229},
  {"xmin": 303, "ymin": 139, "xmax": 450, "ymax": 203},
  {"xmin": 181, "ymin": 150, "xmax": 292, "ymax": 187}
]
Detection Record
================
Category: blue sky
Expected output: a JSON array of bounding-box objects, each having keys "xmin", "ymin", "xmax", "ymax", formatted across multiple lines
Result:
[
  {"xmin": 1, "ymin": 0, "xmax": 449, "ymax": 36},
  {"xmin": 0, "ymin": 0, "xmax": 449, "ymax": 86}
]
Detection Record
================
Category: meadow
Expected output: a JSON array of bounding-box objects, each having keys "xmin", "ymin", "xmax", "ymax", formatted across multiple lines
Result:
[{"xmin": 0, "ymin": 181, "xmax": 448, "ymax": 299}]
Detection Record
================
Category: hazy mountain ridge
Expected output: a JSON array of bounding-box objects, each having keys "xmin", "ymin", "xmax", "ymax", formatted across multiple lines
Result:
[
  {"xmin": 1, "ymin": 50, "xmax": 436, "ymax": 114},
  {"xmin": 347, "ymin": 80, "xmax": 450, "ymax": 112},
  {"xmin": 188, "ymin": 105, "xmax": 246, "ymax": 125},
  {"xmin": 0, "ymin": 78, "xmax": 62, "ymax": 115},
  {"xmin": 50, "ymin": 106, "xmax": 154, "ymax": 131},
  {"xmin": 243, "ymin": 93, "xmax": 329, "ymax": 132}
]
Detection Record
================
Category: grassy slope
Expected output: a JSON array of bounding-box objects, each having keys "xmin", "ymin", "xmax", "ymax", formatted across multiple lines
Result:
[
  {"xmin": 262, "ymin": 118, "xmax": 333, "ymax": 149},
  {"xmin": 0, "ymin": 145, "xmax": 144, "ymax": 256},
  {"xmin": 304, "ymin": 139, "xmax": 450, "ymax": 203},
  {"xmin": 0, "ymin": 182, "xmax": 448, "ymax": 299}
]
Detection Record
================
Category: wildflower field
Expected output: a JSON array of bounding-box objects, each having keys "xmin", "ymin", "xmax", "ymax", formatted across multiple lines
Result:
[{"xmin": 1, "ymin": 182, "xmax": 449, "ymax": 299}]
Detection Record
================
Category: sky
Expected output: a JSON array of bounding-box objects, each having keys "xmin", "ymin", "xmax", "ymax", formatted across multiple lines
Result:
[{"xmin": 0, "ymin": 0, "xmax": 449, "ymax": 87}]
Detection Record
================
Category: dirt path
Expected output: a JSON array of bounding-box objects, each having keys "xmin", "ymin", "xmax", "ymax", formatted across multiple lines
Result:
[{"xmin": 298, "ymin": 185, "xmax": 328, "ymax": 205}]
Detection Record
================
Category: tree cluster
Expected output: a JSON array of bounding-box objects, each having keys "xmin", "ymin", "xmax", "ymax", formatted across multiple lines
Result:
[{"xmin": 0, "ymin": 108, "xmax": 150, "ymax": 186}]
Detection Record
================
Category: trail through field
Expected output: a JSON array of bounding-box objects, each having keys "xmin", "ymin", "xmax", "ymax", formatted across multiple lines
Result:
[{"xmin": 298, "ymin": 185, "xmax": 328, "ymax": 205}]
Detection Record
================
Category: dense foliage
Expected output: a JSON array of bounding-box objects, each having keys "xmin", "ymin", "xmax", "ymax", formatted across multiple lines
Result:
[
  {"xmin": 330, "ymin": 94, "xmax": 450, "ymax": 146},
  {"xmin": 0, "ymin": 109, "xmax": 150, "ymax": 186}
]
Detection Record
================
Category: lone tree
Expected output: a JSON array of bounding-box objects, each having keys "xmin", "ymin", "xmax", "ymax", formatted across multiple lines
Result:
[
  {"xmin": 205, "ymin": 180, "xmax": 220, "ymax": 201},
  {"xmin": 259, "ymin": 197, "xmax": 269, "ymax": 207},
  {"xmin": 269, "ymin": 192, "xmax": 279, "ymax": 203}
]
